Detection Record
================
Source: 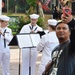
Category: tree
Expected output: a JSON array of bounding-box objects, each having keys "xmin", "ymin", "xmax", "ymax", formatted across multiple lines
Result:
[{"xmin": 26, "ymin": 0, "xmax": 37, "ymax": 14}]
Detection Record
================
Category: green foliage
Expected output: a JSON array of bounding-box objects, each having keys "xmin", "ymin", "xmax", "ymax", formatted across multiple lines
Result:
[
  {"xmin": 8, "ymin": 25, "xmax": 19, "ymax": 35},
  {"xmin": 37, "ymin": 17, "xmax": 44, "ymax": 28},
  {"xmin": 16, "ymin": 16, "xmax": 30, "ymax": 33},
  {"xmin": 25, "ymin": 0, "xmax": 44, "ymax": 28},
  {"xmin": 8, "ymin": 16, "xmax": 30, "ymax": 35},
  {"xmin": 8, "ymin": 17, "xmax": 19, "ymax": 35},
  {"xmin": 26, "ymin": 0, "xmax": 37, "ymax": 14},
  {"xmin": 26, "ymin": 0, "xmax": 37, "ymax": 8}
]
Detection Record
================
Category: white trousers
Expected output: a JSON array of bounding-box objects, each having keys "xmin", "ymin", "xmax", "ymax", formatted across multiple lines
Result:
[
  {"xmin": 37, "ymin": 60, "xmax": 51, "ymax": 75},
  {"xmin": 0, "ymin": 52, "xmax": 10, "ymax": 75},
  {"xmin": 21, "ymin": 48, "xmax": 38, "ymax": 75}
]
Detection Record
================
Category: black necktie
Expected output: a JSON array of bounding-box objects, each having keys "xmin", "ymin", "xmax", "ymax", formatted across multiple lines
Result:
[
  {"xmin": 3, "ymin": 29, "xmax": 6, "ymax": 48},
  {"xmin": 31, "ymin": 25, "xmax": 33, "ymax": 30},
  {"xmin": 0, "ymin": 29, "xmax": 1, "ymax": 37}
]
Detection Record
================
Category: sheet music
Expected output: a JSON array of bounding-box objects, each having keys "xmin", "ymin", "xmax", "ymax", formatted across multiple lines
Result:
[
  {"xmin": 17, "ymin": 35, "xmax": 32, "ymax": 48},
  {"xmin": 30, "ymin": 34, "xmax": 41, "ymax": 47},
  {"xmin": 17, "ymin": 33, "xmax": 40, "ymax": 48}
]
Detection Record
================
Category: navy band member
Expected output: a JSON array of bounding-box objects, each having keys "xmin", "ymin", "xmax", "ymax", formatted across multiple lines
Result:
[
  {"xmin": 37, "ymin": 19, "xmax": 59, "ymax": 75},
  {"xmin": 0, "ymin": 15, "xmax": 13, "ymax": 75},
  {"xmin": 20, "ymin": 14, "xmax": 43, "ymax": 75}
]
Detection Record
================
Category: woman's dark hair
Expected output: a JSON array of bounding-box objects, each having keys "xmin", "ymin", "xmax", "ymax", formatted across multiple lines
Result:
[{"xmin": 49, "ymin": 25, "xmax": 56, "ymax": 30}]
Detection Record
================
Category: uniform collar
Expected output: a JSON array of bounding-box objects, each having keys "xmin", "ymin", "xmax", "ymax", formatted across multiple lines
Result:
[{"xmin": 29, "ymin": 23, "xmax": 37, "ymax": 27}]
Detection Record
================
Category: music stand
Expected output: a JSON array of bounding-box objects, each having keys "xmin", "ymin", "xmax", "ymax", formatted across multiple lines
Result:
[
  {"xmin": 9, "ymin": 35, "xmax": 18, "ymax": 46},
  {"xmin": 16, "ymin": 33, "xmax": 41, "ymax": 75}
]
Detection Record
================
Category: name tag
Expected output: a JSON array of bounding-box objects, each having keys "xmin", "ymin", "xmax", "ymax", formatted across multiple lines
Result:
[{"xmin": 50, "ymin": 68, "xmax": 57, "ymax": 75}]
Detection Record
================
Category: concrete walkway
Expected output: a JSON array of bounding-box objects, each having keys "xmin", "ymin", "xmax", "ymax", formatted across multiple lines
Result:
[{"xmin": 0, "ymin": 46, "xmax": 42, "ymax": 75}]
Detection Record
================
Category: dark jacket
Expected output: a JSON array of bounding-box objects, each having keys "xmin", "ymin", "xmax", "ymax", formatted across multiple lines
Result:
[{"xmin": 53, "ymin": 9, "xmax": 59, "ymax": 19}]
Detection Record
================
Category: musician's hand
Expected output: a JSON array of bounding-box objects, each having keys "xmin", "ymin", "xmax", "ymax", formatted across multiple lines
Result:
[{"xmin": 30, "ymin": 30, "xmax": 35, "ymax": 33}]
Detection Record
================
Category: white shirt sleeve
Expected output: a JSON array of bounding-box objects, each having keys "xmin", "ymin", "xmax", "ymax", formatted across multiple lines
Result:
[
  {"xmin": 36, "ymin": 35, "xmax": 45, "ymax": 51},
  {"xmin": 5, "ymin": 29, "xmax": 13, "ymax": 42},
  {"xmin": 1, "ymin": 28, "xmax": 13, "ymax": 45}
]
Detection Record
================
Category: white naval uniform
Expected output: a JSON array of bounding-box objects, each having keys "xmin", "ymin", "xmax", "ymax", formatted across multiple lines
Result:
[
  {"xmin": 0, "ymin": 27, "xmax": 13, "ymax": 75},
  {"xmin": 20, "ymin": 23, "xmax": 43, "ymax": 75},
  {"xmin": 36, "ymin": 31, "xmax": 59, "ymax": 75}
]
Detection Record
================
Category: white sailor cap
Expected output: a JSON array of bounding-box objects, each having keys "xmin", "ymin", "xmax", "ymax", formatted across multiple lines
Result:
[
  {"xmin": 30, "ymin": 14, "xmax": 39, "ymax": 19},
  {"xmin": 0, "ymin": 15, "xmax": 10, "ymax": 21},
  {"xmin": 48, "ymin": 19, "xmax": 58, "ymax": 26}
]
